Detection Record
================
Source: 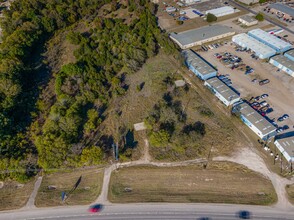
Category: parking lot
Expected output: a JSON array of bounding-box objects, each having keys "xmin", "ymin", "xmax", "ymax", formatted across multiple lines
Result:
[{"xmin": 197, "ymin": 43, "xmax": 294, "ymax": 134}]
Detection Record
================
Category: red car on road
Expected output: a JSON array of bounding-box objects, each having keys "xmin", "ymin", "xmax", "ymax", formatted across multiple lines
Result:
[{"xmin": 88, "ymin": 204, "xmax": 103, "ymax": 213}]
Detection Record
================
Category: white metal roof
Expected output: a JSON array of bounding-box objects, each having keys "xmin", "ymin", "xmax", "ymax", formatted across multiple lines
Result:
[
  {"xmin": 205, "ymin": 77, "xmax": 240, "ymax": 102},
  {"xmin": 275, "ymin": 136, "xmax": 294, "ymax": 162},
  {"xmin": 270, "ymin": 55, "xmax": 294, "ymax": 72},
  {"xmin": 232, "ymin": 33, "xmax": 276, "ymax": 57},
  {"xmin": 182, "ymin": 50, "xmax": 216, "ymax": 76},
  {"xmin": 248, "ymin": 29, "xmax": 292, "ymax": 51},
  {"xmin": 206, "ymin": 6, "xmax": 234, "ymax": 16}
]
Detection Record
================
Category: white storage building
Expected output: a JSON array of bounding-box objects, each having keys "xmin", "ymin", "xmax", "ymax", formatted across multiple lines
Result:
[
  {"xmin": 274, "ymin": 136, "xmax": 294, "ymax": 162},
  {"xmin": 206, "ymin": 6, "xmax": 235, "ymax": 17},
  {"xmin": 232, "ymin": 33, "xmax": 276, "ymax": 59},
  {"xmin": 170, "ymin": 25, "xmax": 235, "ymax": 49},
  {"xmin": 233, "ymin": 102, "xmax": 277, "ymax": 140},
  {"xmin": 238, "ymin": 15, "xmax": 258, "ymax": 26},
  {"xmin": 284, "ymin": 49, "xmax": 294, "ymax": 62},
  {"xmin": 269, "ymin": 55, "xmax": 294, "ymax": 77},
  {"xmin": 182, "ymin": 50, "xmax": 217, "ymax": 80},
  {"xmin": 248, "ymin": 29, "xmax": 292, "ymax": 53},
  {"xmin": 204, "ymin": 77, "xmax": 240, "ymax": 106}
]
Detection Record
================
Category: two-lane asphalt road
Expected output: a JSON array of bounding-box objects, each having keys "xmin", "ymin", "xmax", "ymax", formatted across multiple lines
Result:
[
  {"xmin": 228, "ymin": 0, "xmax": 294, "ymax": 35},
  {"xmin": 1, "ymin": 203, "xmax": 294, "ymax": 220}
]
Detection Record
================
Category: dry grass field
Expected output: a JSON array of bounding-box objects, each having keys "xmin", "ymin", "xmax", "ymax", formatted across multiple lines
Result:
[
  {"xmin": 99, "ymin": 51, "xmax": 247, "ymax": 161},
  {"xmin": 286, "ymin": 184, "xmax": 294, "ymax": 205},
  {"xmin": 35, "ymin": 168, "xmax": 104, "ymax": 207},
  {"xmin": 109, "ymin": 162, "xmax": 277, "ymax": 205},
  {"xmin": 0, "ymin": 179, "xmax": 35, "ymax": 211}
]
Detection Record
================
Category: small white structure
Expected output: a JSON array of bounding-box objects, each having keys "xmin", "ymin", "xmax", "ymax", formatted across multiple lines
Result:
[
  {"xmin": 183, "ymin": 8, "xmax": 199, "ymax": 19},
  {"xmin": 134, "ymin": 122, "xmax": 147, "ymax": 131},
  {"xmin": 166, "ymin": 7, "xmax": 176, "ymax": 13},
  {"xmin": 182, "ymin": 0, "xmax": 201, "ymax": 5},
  {"xmin": 175, "ymin": 80, "xmax": 186, "ymax": 87},
  {"xmin": 204, "ymin": 77, "xmax": 240, "ymax": 106},
  {"xmin": 206, "ymin": 6, "xmax": 235, "ymax": 17},
  {"xmin": 274, "ymin": 136, "xmax": 294, "ymax": 162},
  {"xmin": 238, "ymin": 15, "xmax": 258, "ymax": 26}
]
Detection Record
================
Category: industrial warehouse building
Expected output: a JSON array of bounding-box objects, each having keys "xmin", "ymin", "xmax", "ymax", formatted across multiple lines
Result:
[
  {"xmin": 238, "ymin": 0, "xmax": 258, "ymax": 5},
  {"xmin": 274, "ymin": 136, "xmax": 294, "ymax": 162},
  {"xmin": 248, "ymin": 29, "xmax": 292, "ymax": 53},
  {"xmin": 206, "ymin": 6, "xmax": 235, "ymax": 17},
  {"xmin": 238, "ymin": 15, "xmax": 258, "ymax": 26},
  {"xmin": 232, "ymin": 33, "xmax": 276, "ymax": 59},
  {"xmin": 233, "ymin": 102, "xmax": 277, "ymax": 140},
  {"xmin": 170, "ymin": 25, "xmax": 235, "ymax": 49},
  {"xmin": 182, "ymin": 50, "xmax": 217, "ymax": 80},
  {"xmin": 204, "ymin": 77, "xmax": 240, "ymax": 106},
  {"xmin": 284, "ymin": 49, "xmax": 294, "ymax": 61},
  {"xmin": 268, "ymin": 3, "xmax": 294, "ymax": 20},
  {"xmin": 269, "ymin": 55, "xmax": 294, "ymax": 77}
]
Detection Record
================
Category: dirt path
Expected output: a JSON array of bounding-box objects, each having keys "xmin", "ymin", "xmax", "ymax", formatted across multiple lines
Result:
[
  {"xmin": 142, "ymin": 139, "xmax": 151, "ymax": 163},
  {"xmin": 214, "ymin": 147, "xmax": 294, "ymax": 210}
]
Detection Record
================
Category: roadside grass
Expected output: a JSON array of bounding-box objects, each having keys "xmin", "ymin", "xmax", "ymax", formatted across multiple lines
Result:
[
  {"xmin": 35, "ymin": 168, "xmax": 104, "ymax": 207},
  {"xmin": 0, "ymin": 179, "xmax": 35, "ymax": 211},
  {"xmin": 286, "ymin": 184, "xmax": 294, "ymax": 205},
  {"xmin": 109, "ymin": 162, "xmax": 277, "ymax": 205}
]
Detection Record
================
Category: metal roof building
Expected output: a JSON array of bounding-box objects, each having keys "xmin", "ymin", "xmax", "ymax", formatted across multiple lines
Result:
[
  {"xmin": 269, "ymin": 55, "xmax": 294, "ymax": 77},
  {"xmin": 182, "ymin": 50, "xmax": 217, "ymax": 80},
  {"xmin": 269, "ymin": 3, "xmax": 294, "ymax": 18},
  {"xmin": 275, "ymin": 136, "xmax": 294, "ymax": 162},
  {"xmin": 238, "ymin": 15, "xmax": 258, "ymax": 26},
  {"xmin": 204, "ymin": 77, "xmax": 240, "ymax": 106},
  {"xmin": 206, "ymin": 6, "xmax": 235, "ymax": 17},
  {"xmin": 170, "ymin": 25, "xmax": 235, "ymax": 49},
  {"xmin": 284, "ymin": 49, "xmax": 294, "ymax": 62},
  {"xmin": 248, "ymin": 29, "xmax": 292, "ymax": 53},
  {"xmin": 232, "ymin": 33, "xmax": 276, "ymax": 59},
  {"xmin": 233, "ymin": 102, "xmax": 277, "ymax": 140}
]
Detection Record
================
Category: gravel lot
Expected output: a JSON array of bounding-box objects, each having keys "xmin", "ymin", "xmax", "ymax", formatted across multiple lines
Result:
[{"xmin": 197, "ymin": 43, "xmax": 294, "ymax": 134}]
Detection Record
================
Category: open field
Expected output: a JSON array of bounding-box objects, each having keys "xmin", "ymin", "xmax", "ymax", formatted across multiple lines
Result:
[
  {"xmin": 35, "ymin": 168, "xmax": 104, "ymax": 207},
  {"xmin": 0, "ymin": 179, "xmax": 35, "ymax": 211},
  {"xmin": 286, "ymin": 184, "xmax": 294, "ymax": 204},
  {"xmin": 109, "ymin": 163, "xmax": 277, "ymax": 204}
]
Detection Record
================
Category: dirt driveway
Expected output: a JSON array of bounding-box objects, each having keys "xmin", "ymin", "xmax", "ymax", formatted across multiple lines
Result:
[{"xmin": 198, "ymin": 44, "xmax": 294, "ymax": 134}]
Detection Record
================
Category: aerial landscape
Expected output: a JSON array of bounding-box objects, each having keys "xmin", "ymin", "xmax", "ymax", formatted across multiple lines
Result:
[{"xmin": 0, "ymin": 0, "xmax": 294, "ymax": 219}]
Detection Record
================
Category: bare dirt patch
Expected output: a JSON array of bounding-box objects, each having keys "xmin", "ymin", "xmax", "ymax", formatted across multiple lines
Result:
[
  {"xmin": 35, "ymin": 168, "xmax": 104, "ymax": 207},
  {"xmin": 109, "ymin": 162, "xmax": 277, "ymax": 204}
]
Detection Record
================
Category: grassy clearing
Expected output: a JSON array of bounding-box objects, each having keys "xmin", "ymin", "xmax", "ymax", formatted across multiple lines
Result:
[
  {"xmin": 100, "ymin": 51, "xmax": 244, "ymax": 161},
  {"xmin": 0, "ymin": 179, "xmax": 35, "ymax": 211},
  {"xmin": 35, "ymin": 168, "xmax": 104, "ymax": 207},
  {"xmin": 286, "ymin": 184, "xmax": 294, "ymax": 205},
  {"xmin": 109, "ymin": 162, "xmax": 277, "ymax": 205}
]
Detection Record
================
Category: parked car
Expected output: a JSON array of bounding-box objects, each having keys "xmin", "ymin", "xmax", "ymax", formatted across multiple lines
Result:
[
  {"xmin": 276, "ymin": 128, "xmax": 284, "ymax": 133},
  {"xmin": 259, "ymin": 101, "xmax": 267, "ymax": 107},
  {"xmin": 277, "ymin": 117, "xmax": 284, "ymax": 122},
  {"xmin": 266, "ymin": 108, "xmax": 273, "ymax": 114},
  {"xmin": 254, "ymin": 96, "xmax": 261, "ymax": 101},
  {"xmin": 261, "ymin": 94, "xmax": 269, "ymax": 99},
  {"xmin": 282, "ymin": 114, "xmax": 289, "ymax": 120},
  {"xmin": 283, "ymin": 125, "xmax": 289, "ymax": 130},
  {"xmin": 260, "ymin": 111, "xmax": 266, "ymax": 116},
  {"xmin": 259, "ymin": 79, "xmax": 270, "ymax": 86}
]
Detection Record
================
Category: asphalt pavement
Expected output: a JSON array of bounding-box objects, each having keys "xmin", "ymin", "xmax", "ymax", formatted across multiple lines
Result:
[
  {"xmin": 228, "ymin": 0, "xmax": 294, "ymax": 35},
  {"xmin": 1, "ymin": 203, "xmax": 294, "ymax": 220}
]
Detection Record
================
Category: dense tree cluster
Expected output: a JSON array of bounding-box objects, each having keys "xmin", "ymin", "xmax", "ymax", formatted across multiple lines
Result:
[{"xmin": 0, "ymin": 0, "xmax": 176, "ymax": 180}]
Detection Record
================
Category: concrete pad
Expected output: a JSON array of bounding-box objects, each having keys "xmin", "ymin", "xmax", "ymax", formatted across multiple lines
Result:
[{"xmin": 134, "ymin": 122, "xmax": 147, "ymax": 131}]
